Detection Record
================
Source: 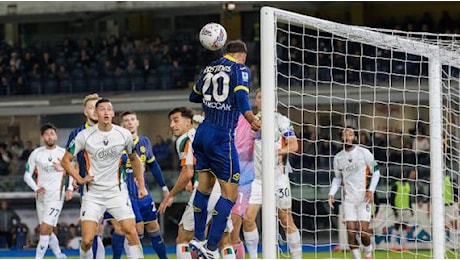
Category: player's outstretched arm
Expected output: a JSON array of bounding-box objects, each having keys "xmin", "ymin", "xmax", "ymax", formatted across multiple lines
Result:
[{"xmin": 158, "ymin": 164, "xmax": 194, "ymax": 214}]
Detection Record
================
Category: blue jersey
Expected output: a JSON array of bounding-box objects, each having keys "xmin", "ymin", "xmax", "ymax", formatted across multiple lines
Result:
[
  {"xmin": 121, "ymin": 135, "xmax": 166, "ymax": 198},
  {"xmin": 190, "ymin": 54, "xmax": 252, "ymax": 130},
  {"xmin": 66, "ymin": 122, "xmax": 91, "ymax": 196}
]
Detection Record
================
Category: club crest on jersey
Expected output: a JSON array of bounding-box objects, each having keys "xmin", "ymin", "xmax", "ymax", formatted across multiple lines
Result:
[
  {"xmin": 348, "ymin": 158, "xmax": 352, "ymax": 162},
  {"xmin": 103, "ymin": 138, "xmax": 109, "ymax": 146},
  {"xmin": 48, "ymin": 156, "xmax": 52, "ymax": 162}
]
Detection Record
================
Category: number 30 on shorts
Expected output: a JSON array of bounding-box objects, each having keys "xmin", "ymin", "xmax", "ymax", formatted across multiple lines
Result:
[{"xmin": 278, "ymin": 188, "xmax": 290, "ymax": 198}]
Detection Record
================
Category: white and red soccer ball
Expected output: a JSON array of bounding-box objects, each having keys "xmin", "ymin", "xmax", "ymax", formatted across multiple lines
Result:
[{"xmin": 199, "ymin": 23, "xmax": 227, "ymax": 51}]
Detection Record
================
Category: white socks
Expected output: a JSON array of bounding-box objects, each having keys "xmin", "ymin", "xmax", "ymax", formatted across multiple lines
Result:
[
  {"xmin": 48, "ymin": 233, "xmax": 62, "ymax": 257},
  {"xmin": 221, "ymin": 245, "xmax": 236, "ymax": 259},
  {"xmin": 95, "ymin": 235, "xmax": 105, "ymax": 259},
  {"xmin": 176, "ymin": 243, "xmax": 192, "ymax": 259},
  {"xmin": 126, "ymin": 244, "xmax": 144, "ymax": 259},
  {"xmin": 351, "ymin": 248, "xmax": 361, "ymax": 259},
  {"xmin": 243, "ymin": 229, "xmax": 259, "ymax": 259},
  {"xmin": 286, "ymin": 231, "xmax": 302, "ymax": 259},
  {"xmin": 35, "ymin": 235, "xmax": 50, "ymax": 259},
  {"xmin": 80, "ymin": 247, "xmax": 93, "ymax": 259}
]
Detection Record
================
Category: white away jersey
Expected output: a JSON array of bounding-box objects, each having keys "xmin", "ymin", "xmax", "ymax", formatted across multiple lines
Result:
[
  {"xmin": 254, "ymin": 112, "xmax": 296, "ymax": 180},
  {"xmin": 67, "ymin": 124, "xmax": 135, "ymax": 193},
  {"xmin": 24, "ymin": 146, "xmax": 67, "ymax": 201},
  {"xmin": 176, "ymin": 128, "xmax": 196, "ymax": 167},
  {"xmin": 333, "ymin": 145, "xmax": 378, "ymax": 202}
]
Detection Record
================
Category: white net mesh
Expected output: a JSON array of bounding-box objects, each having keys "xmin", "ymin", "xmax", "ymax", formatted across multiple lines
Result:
[{"xmin": 265, "ymin": 8, "xmax": 460, "ymax": 259}]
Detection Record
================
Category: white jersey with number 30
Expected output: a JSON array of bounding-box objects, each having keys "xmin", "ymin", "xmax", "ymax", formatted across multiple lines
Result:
[
  {"xmin": 333, "ymin": 145, "xmax": 378, "ymax": 203},
  {"xmin": 253, "ymin": 112, "xmax": 296, "ymax": 181}
]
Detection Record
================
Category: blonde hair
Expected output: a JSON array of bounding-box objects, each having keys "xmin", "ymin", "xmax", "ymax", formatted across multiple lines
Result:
[{"xmin": 83, "ymin": 93, "xmax": 100, "ymax": 107}]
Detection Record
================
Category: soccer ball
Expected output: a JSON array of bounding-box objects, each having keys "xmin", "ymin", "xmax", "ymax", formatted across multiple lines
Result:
[{"xmin": 199, "ymin": 23, "xmax": 227, "ymax": 51}]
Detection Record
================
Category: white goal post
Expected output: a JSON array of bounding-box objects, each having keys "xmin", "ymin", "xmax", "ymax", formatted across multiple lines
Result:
[{"xmin": 260, "ymin": 6, "xmax": 460, "ymax": 259}]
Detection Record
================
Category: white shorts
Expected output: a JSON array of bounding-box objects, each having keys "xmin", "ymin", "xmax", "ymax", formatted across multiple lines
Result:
[
  {"xmin": 343, "ymin": 200, "xmax": 372, "ymax": 222},
  {"xmin": 36, "ymin": 197, "xmax": 64, "ymax": 227},
  {"xmin": 80, "ymin": 190, "xmax": 134, "ymax": 222},
  {"xmin": 445, "ymin": 203, "xmax": 459, "ymax": 224},
  {"xmin": 249, "ymin": 174, "xmax": 292, "ymax": 209},
  {"xmin": 180, "ymin": 187, "xmax": 233, "ymax": 233}
]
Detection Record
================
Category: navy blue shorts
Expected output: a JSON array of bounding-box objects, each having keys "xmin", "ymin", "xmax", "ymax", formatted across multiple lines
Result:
[{"xmin": 192, "ymin": 122, "xmax": 240, "ymax": 184}]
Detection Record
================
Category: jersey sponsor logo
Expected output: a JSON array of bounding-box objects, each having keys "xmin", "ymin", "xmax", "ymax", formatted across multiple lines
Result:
[
  {"xmin": 203, "ymin": 99, "xmax": 231, "ymax": 111},
  {"xmin": 95, "ymin": 145, "xmax": 123, "ymax": 161},
  {"xmin": 43, "ymin": 164, "xmax": 58, "ymax": 173}
]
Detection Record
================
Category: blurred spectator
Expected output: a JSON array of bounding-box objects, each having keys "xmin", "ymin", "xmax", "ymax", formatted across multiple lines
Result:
[
  {"xmin": 0, "ymin": 199, "xmax": 20, "ymax": 248},
  {"xmin": 8, "ymin": 154, "xmax": 22, "ymax": 176},
  {"xmin": 9, "ymin": 134, "xmax": 24, "ymax": 158},
  {"xmin": 57, "ymin": 223, "xmax": 71, "ymax": 247},
  {"xmin": 9, "ymin": 52, "xmax": 21, "ymax": 70},
  {"xmin": 0, "ymin": 143, "xmax": 11, "ymax": 175},
  {"xmin": 152, "ymin": 134, "xmax": 172, "ymax": 170},
  {"xmin": 412, "ymin": 131, "xmax": 430, "ymax": 165},
  {"xmin": 359, "ymin": 131, "xmax": 372, "ymax": 147},
  {"xmin": 10, "ymin": 217, "xmax": 30, "ymax": 249},
  {"xmin": 20, "ymin": 140, "xmax": 35, "ymax": 161},
  {"xmin": 67, "ymin": 223, "xmax": 82, "ymax": 249},
  {"xmin": 171, "ymin": 59, "xmax": 185, "ymax": 89}
]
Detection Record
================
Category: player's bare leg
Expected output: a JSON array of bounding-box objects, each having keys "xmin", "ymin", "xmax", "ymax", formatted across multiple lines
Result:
[
  {"xmin": 278, "ymin": 208, "xmax": 301, "ymax": 258},
  {"xmin": 119, "ymin": 218, "xmax": 144, "ymax": 259},
  {"xmin": 80, "ymin": 220, "xmax": 97, "ymax": 258},
  {"xmin": 230, "ymin": 213, "xmax": 244, "ymax": 258},
  {"xmin": 242, "ymin": 204, "xmax": 261, "ymax": 259},
  {"xmin": 346, "ymin": 221, "xmax": 361, "ymax": 259},
  {"xmin": 359, "ymin": 221, "xmax": 373, "ymax": 258}
]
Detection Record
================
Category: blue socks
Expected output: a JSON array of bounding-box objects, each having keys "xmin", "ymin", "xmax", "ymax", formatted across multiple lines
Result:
[
  {"xmin": 149, "ymin": 230, "xmax": 168, "ymax": 259},
  {"xmin": 207, "ymin": 196, "xmax": 234, "ymax": 251},
  {"xmin": 193, "ymin": 190, "xmax": 210, "ymax": 241},
  {"xmin": 112, "ymin": 232, "xmax": 125, "ymax": 259}
]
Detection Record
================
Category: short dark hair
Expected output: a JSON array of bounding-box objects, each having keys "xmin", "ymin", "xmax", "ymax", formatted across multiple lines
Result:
[
  {"xmin": 40, "ymin": 123, "xmax": 57, "ymax": 135},
  {"xmin": 120, "ymin": 110, "xmax": 136, "ymax": 118},
  {"xmin": 168, "ymin": 107, "xmax": 194, "ymax": 120},
  {"xmin": 95, "ymin": 98, "xmax": 111, "ymax": 108},
  {"xmin": 224, "ymin": 40, "xmax": 247, "ymax": 54}
]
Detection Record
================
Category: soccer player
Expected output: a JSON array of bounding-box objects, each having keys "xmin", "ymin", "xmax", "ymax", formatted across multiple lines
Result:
[
  {"xmin": 65, "ymin": 93, "xmax": 105, "ymax": 259},
  {"xmin": 158, "ymin": 107, "xmax": 236, "ymax": 259},
  {"xmin": 106, "ymin": 110, "xmax": 168, "ymax": 259},
  {"xmin": 389, "ymin": 168, "xmax": 414, "ymax": 252},
  {"xmin": 328, "ymin": 127, "xmax": 381, "ymax": 259},
  {"xmin": 242, "ymin": 88, "xmax": 302, "ymax": 259},
  {"xmin": 231, "ymin": 114, "xmax": 255, "ymax": 259},
  {"xmin": 188, "ymin": 39, "xmax": 261, "ymax": 259},
  {"xmin": 61, "ymin": 98, "xmax": 146, "ymax": 259},
  {"xmin": 23, "ymin": 123, "xmax": 72, "ymax": 259}
]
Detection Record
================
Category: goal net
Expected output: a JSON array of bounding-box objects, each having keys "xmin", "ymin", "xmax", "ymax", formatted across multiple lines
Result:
[{"xmin": 260, "ymin": 6, "xmax": 460, "ymax": 259}]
